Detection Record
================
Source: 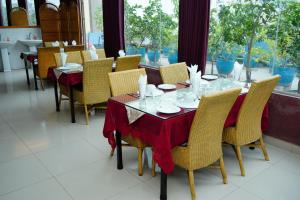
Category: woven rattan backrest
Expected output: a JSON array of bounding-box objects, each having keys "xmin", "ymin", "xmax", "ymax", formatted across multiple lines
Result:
[
  {"xmin": 115, "ymin": 55, "xmax": 141, "ymax": 72},
  {"xmin": 108, "ymin": 68, "xmax": 146, "ymax": 96},
  {"xmin": 82, "ymin": 58, "xmax": 113, "ymax": 104},
  {"xmin": 10, "ymin": 7, "xmax": 28, "ymax": 26},
  {"xmin": 81, "ymin": 49, "xmax": 106, "ymax": 62},
  {"xmin": 64, "ymin": 45, "xmax": 85, "ymax": 52},
  {"xmin": 160, "ymin": 62, "xmax": 189, "ymax": 84},
  {"xmin": 37, "ymin": 47, "xmax": 60, "ymax": 78},
  {"xmin": 54, "ymin": 51, "xmax": 83, "ymax": 66},
  {"xmin": 188, "ymin": 88, "xmax": 241, "ymax": 166},
  {"xmin": 235, "ymin": 76, "xmax": 280, "ymax": 144}
]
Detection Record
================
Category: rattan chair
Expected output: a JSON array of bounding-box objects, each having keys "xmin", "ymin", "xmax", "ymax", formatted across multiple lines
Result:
[
  {"xmin": 81, "ymin": 49, "xmax": 106, "ymax": 62},
  {"xmin": 153, "ymin": 88, "xmax": 241, "ymax": 200},
  {"xmin": 36, "ymin": 47, "xmax": 60, "ymax": 90},
  {"xmin": 10, "ymin": 7, "xmax": 29, "ymax": 26},
  {"xmin": 73, "ymin": 58, "xmax": 113, "ymax": 125},
  {"xmin": 64, "ymin": 45, "xmax": 85, "ymax": 52},
  {"xmin": 54, "ymin": 51, "xmax": 83, "ymax": 107},
  {"xmin": 160, "ymin": 62, "xmax": 189, "ymax": 84},
  {"xmin": 115, "ymin": 55, "xmax": 141, "ymax": 72},
  {"xmin": 222, "ymin": 75, "xmax": 280, "ymax": 176},
  {"xmin": 152, "ymin": 89, "xmax": 241, "ymax": 200},
  {"xmin": 108, "ymin": 68, "xmax": 148, "ymax": 176}
]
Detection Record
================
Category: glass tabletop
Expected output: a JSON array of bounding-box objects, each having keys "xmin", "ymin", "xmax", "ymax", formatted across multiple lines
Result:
[{"xmin": 123, "ymin": 79, "xmax": 249, "ymax": 120}]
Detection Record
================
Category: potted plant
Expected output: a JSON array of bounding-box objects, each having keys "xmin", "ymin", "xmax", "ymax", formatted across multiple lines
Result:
[
  {"xmin": 218, "ymin": 0, "xmax": 277, "ymax": 82},
  {"xmin": 270, "ymin": 1, "xmax": 300, "ymax": 87},
  {"xmin": 168, "ymin": 49, "xmax": 178, "ymax": 64}
]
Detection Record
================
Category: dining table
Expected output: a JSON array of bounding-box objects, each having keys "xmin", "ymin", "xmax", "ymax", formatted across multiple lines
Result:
[
  {"xmin": 102, "ymin": 80, "xmax": 269, "ymax": 200},
  {"xmin": 20, "ymin": 51, "xmax": 38, "ymax": 90},
  {"xmin": 47, "ymin": 63, "xmax": 116, "ymax": 123},
  {"xmin": 48, "ymin": 66, "xmax": 83, "ymax": 123}
]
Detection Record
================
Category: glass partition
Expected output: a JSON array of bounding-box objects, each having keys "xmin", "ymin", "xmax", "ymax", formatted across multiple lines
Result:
[
  {"xmin": 207, "ymin": 0, "xmax": 300, "ymax": 96},
  {"xmin": 124, "ymin": 0, "xmax": 179, "ymax": 68}
]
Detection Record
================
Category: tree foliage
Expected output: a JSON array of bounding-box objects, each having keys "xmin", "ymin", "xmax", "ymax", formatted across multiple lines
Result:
[{"xmin": 124, "ymin": 0, "xmax": 178, "ymax": 50}]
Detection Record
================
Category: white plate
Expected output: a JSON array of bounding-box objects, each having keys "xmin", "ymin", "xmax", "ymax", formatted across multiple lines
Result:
[
  {"xmin": 177, "ymin": 100, "xmax": 199, "ymax": 109},
  {"xmin": 202, "ymin": 74, "xmax": 218, "ymax": 80},
  {"xmin": 157, "ymin": 105, "xmax": 181, "ymax": 114},
  {"xmin": 158, "ymin": 84, "xmax": 176, "ymax": 90},
  {"xmin": 146, "ymin": 89, "xmax": 164, "ymax": 97}
]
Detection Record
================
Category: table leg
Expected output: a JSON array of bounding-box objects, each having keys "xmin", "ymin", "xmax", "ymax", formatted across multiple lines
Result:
[
  {"xmin": 160, "ymin": 170, "xmax": 168, "ymax": 200},
  {"xmin": 54, "ymin": 81, "xmax": 60, "ymax": 112},
  {"xmin": 32, "ymin": 64, "xmax": 38, "ymax": 90},
  {"xmin": 116, "ymin": 131, "xmax": 123, "ymax": 169},
  {"xmin": 24, "ymin": 58, "xmax": 30, "ymax": 86},
  {"xmin": 69, "ymin": 86, "xmax": 76, "ymax": 123}
]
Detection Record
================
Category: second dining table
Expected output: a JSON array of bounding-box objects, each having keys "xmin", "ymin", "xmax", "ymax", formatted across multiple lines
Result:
[{"xmin": 102, "ymin": 80, "xmax": 269, "ymax": 200}]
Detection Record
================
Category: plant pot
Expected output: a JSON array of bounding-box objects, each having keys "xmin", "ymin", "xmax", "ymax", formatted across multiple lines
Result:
[
  {"xmin": 148, "ymin": 50, "xmax": 160, "ymax": 63},
  {"xmin": 243, "ymin": 57, "xmax": 258, "ymax": 68},
  {"xmin": 216, "ymin": 59, "xmax": 235, "ymax": 75},
  {"xmin": 273, "ymin": 67, "xmax": 296, "ymax": 87},
  {"xmin": 138, "ymin": 47, "xmax": 146, "ymax": 57},
  {"xmin": 168, "ymin": 52, "xmax": 178, "ymax": 64},
  {"xmin": 126, "ymin": 46, "xmax": 136, "ymax": 55},
  {"xmin": 162, "ymin": 47, "xmax": 170, "ymax": 55}
]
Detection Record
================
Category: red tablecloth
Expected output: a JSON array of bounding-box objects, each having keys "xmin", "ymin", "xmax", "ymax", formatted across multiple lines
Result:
[
  {"xmin": 20, "ymin": 53, "xmax": 37, "ymax": 63},
  {"xmin": 47, "ymin": 68, "xmax": 83, "ymax": 86},
  {"xmin": 103, "ymin": 93, "xmax": 269, "ymax": 174}
]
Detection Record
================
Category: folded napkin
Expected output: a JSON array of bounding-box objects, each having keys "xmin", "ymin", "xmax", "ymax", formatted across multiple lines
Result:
[
  {"xmin": 232, "ymin": 61, "xmax": 243, "ymax": 81},
  {"xmin": 71, "ymin": 40, "xmax": 77, "ymax": 46},
  {"xmin": 118, "ymin": 50, "xmax": 126, "ymax": 57},
  {"xmin": 138, "ymin": 74, "xmax": 147, "ymax": 99},
  {"xmin": 188, "ymin": 64, "xmax": 198, "ymax": 85},
  {"xmin": 63, "ymin": 41, "xmax": 68, "ymax": 46},
  {"xmin": 192, "ymin": 71, "xmax": 201, "ymax": 95},
  {"xmin": 52, "ymin": 41, "xmax": 60, "ymax": 47},
  {"xmin": 60, "ymin": 52, "xmax": 67, "ymax": 66},
  {"xmin": 89, "ymin": 49, "xmax": 98, "ymax": 60},
  {"xmin": 125, "ymin": 106, "xmax": 144, "ymax": 124}
]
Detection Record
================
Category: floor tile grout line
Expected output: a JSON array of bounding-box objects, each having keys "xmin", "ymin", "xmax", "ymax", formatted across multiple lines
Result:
[{"xmin": 0, "ymin": 176, "xmax": 53, "ymax": 197}]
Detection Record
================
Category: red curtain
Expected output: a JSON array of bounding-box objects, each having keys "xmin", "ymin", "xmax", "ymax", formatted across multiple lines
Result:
[
  {"xmin": 102, "ymin": 0, "xmax": 125, "ymax": 58},
  {"xmin": 178, "ymin": 0, "xmax": 210, "ymax": 74}
]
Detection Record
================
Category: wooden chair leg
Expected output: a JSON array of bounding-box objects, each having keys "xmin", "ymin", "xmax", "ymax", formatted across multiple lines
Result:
[
  {"xmin": 219, "ymin": 156, "xmax": 228, "ymax": 184},
  {"xmin": 152, "ymin": 154, "xmax": 156, "ymax": 177},
  {"xmin": 235, "ymin": 145, "xmax": 245, "ymax": 176},
  {"xmin": 259, "ymin": 137, "xmax": 270, "ymax": 161},
  {"xmin": 138, "ymin": 147, "xmax": 143, "ymax": 176},
  {"xmin": 59, "ymin": 93, "xmax": 62, "ymax": 108},
  {"xmin": 187, "ymin": 170, "xmax": 196, "ymax": 200},
  {"xmin": 84, "ymin": 104, "xmax": 89, "ymax": 125},
  {"xmin": 40, "ymin": 79, "xmax": 45, "ymax": 90}
]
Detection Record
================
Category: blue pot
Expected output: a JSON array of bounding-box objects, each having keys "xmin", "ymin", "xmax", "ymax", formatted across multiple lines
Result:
[
  {"xmin": 168, "ymin": 52, "xmax": 178, "ymax": 64},
  {"xmin": 138, "ymin": 48, "xmax": 146, "ymax": 57},
  {"xmin": 148, "ymin": 50, "xmax": 161, "ymax": 62},
  {"xmin": 126, "ymin": 47, "xmax": 136, "ymax": 55},
  {"xmin": 162, "ymin": 47, "xmax": 170, "ymax": 55},
  {"xmin": 216, "ymin": 59, "xmax": 235, "ymax": 75},
  {"xmin": 243, "ymin": 57, "xmax": 258, "ymax": 68},
  {"xmin": 273, "ymin": 67, "xmax": 296, "ymax": 87}
]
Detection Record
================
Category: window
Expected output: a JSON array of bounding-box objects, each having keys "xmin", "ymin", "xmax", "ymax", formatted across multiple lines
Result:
[
  {"xmin": 26, "ymin": 0, "xmax": 37, "ymax": 25},
  {"xmin": 11, "ymin": 0, "xmax": 18, "ymax": 7},
  {"xmin": 125, "ymin": 0, "xmax": 179, "ymax": 67},
  {"xmin": 207, "ymin": 0, "xmax": 300, "ymax": 96},
  {"xmin": 1, "ymin": 0, "xmax": 8, "ymax": 26},
  {"xmin": 83, "ymin": 0, "xmax": 104, "ymax": 49},
  {"xmin": 46, "ymin": 0, "xmax": 60, "ymax": 7}
]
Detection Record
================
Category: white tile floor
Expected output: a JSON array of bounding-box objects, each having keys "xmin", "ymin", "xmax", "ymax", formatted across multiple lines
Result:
[{"xmin": 0, "ymin": 69, "xmax": 300, "ymax": 200}]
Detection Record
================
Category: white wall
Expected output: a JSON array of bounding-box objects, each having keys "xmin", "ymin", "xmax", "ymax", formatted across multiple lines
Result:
[{"xmin": 0, "ymin": 27, "xmax": 42, "ymax": 71}]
